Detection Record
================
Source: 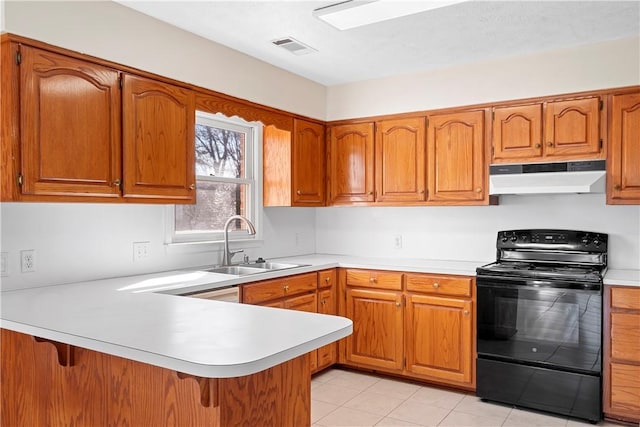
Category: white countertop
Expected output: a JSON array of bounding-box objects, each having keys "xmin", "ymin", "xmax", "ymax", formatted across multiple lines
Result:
[
  {"xmin": 603, "ymin": 268, "xmax": 640, "ymax": 287},
  {"xmin": 0, "ymin": 268, "xmax": 352, "ymax": 378},
  {"xmin": 2, "ymin": 254, "xmax": 637, "ymax": 380}
]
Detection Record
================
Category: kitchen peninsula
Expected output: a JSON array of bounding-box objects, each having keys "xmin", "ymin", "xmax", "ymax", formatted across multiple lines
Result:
[{"xmin": 0, "ymin": 271, "xmax": 352, "ymax": 426}]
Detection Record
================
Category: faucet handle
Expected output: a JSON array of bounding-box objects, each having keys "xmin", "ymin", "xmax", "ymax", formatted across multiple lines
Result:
[{"xmin": 243, "ymin": 254, "xmax": 249, "ymax": 264}]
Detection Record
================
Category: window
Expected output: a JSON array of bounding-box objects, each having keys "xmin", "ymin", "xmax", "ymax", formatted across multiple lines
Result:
[{"xmin": 168, "ymin": 112, "xmax": 262, "ymax": 243}]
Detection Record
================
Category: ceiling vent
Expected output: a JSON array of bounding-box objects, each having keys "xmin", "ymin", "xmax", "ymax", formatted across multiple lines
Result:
[{"xmin": 271, "ymin": 37, "xmax": 317, "ymax": 55}]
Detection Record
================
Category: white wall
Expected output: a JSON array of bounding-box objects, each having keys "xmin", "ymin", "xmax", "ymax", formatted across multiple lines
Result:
[
  {"xmin": 326, "ymin": 36, "xmax": 640, "ymax": 120},
  {"xmin": 315, "ymin": 195, "xmax": 640, "ymax": 270},
  {"xmin": 3, "ymin": 0, "xmax": 326, "ymax": 120},
  {"xmin": 0, "ymin": 204, "xmax": 316, "ymax": 290}
]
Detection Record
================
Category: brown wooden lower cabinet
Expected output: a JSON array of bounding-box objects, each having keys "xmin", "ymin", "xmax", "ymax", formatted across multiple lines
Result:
[
  {"xmin": 0, "ymin": 329, "xmax": 310, "ymax": 427},
  {"xmin": 241, "ymin": 269, "xmax": 338, "ymax": 374},
  {"xmin": 339, "ymin": 268, "xmax": 476, "ymax": 391},
  {"xmin": 604, "ymin": 286, "xmax": 640, "ymax": 423}
]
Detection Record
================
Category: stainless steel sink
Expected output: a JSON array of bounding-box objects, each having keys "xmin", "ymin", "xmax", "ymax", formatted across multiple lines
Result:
[
  {"xmin": 205, "ymin": 262, "xmax": 308, "ymax": 276},
  {"xmin": 206, "ymin": 266, "xmax": 269, "ymax": 276}
]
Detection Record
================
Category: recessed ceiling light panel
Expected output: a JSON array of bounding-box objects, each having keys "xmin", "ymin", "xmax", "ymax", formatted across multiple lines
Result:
[
  {"xmin": 313, "ymin": 0, "xmax": 468, "ymax": 30},
  {"xmin": 271, "ymin": 37, "xmax": 318, "ymax": 55}
]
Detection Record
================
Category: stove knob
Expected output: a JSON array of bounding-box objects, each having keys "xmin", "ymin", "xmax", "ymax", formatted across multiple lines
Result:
[
  {"xmin": 501, "ymin": 235, "xmax": 508, "ymax": 242},
  {"xmin": 510, "ymin": 235, "xmax": 518, "ymax": 242},
  {"xmin": 593, "ymin": 238, "xmax": 601, "ymax": 246},
  {"xmin": 581, "ymin": 234, "xmax": 590, "ymax": 245}
]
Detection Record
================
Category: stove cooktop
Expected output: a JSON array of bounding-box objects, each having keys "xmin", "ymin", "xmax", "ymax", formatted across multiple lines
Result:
[{"xmin": 477, "ymin": 261, "xmax": 606, "ymax": 283}]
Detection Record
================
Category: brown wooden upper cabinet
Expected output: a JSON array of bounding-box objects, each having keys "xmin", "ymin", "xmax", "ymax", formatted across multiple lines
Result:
[
  {"xmin": 19, "ymin": 45, "xmax": 122, "ymax": 199},
  {"xmin": 608, "ymin": 92, "xmax": 640, "ymax": 205},
  {"xmin": 427, "ymin": 110, "xmax": 486, "ymax": 203},
  {"xmin": 375, "ymin": 117, "xmax": 426, "ymax": 203},
  {"xmin": 263, "ymin": 119, "xmax": 325, "ymax": 207},
  {"xmin": 9, "ymin": 44, "xmax": 196, "ymax": 203},
  {"xmin": 328, "ymin": 123, "xmax": 375, "ymax": 204},
  {"xmin": 122, "ymin": 74, "xmax": 195, "ymax": 202},
  {"xmin": 292, "ymin": 119, "xmax": 325, "ymax": 206},
  {"xmin": 492, "ymin": 97, "xmax": 602, "ymax": 163}
]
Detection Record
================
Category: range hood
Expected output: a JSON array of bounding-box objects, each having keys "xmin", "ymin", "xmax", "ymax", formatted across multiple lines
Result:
[{"xmin": 489, "ymin": 160, "xmax": 606, "ymax": 195}]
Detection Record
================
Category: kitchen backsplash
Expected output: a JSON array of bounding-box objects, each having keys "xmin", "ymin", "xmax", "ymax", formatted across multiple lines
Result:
[{"xmin": 1, "ymin": 193, "xmax": 638, "ymax": 290}]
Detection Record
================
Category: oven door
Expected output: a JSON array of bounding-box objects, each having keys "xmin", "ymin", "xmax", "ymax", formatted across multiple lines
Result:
[{"xmin": 477, "ymin": 276, "xmax": 602, "ymax": 374}]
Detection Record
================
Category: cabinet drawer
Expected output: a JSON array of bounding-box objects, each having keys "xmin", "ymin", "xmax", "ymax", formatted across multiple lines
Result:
[
  {"xmin": 611, "ymin": 287, "xmax": 640, "ymax": 310},
  {"xmin": 345, "ymin": 269, "xmax": 403, "ymax": 290},
  {"xmin": 318, "ymin": 269, "xmax": 336, "ymax": 289},
  {"xmin": 406, "ymin": 274, "xmax": 472, "ymax": 297},
  {"xmin": 611, "ymin": 312, "xmax": 640, "ymax": 363},
  {"xmin": 242, "ymin": 272, "xmax": 317, "ymax": 304}
]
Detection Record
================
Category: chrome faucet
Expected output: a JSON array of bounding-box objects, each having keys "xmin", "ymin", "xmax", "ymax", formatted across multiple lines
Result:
[{"xmin": 222, "ymin": 215, "xmax": 256, "ymax": 266}]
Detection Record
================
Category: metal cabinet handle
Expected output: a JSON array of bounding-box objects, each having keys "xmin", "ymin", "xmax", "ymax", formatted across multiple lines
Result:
[
  {"xmin": 189, "ymin": 184, "xmax": 195, "ymax": 190},
  {"xmin": 321, "ymin": 300, "xmax": 326, "ymax": 306},
  {"xmin": 369, "ymin": 277, "xmax": 377, "ymax": 283},
  {"xmin": 433, "ymin": 282, "xmax": 439, "ymax": 288},
  {"xmin": 464, "ymin": 310, "xmax": 470, "ymax": 316},
  {"xmin": 395, "ymin": 302, "xmax": 401, "ymax": 307},
  {"xmin": 475, "ymin": 188, "xmax": 482, "ymax": 193},
  {"xmin": 113, "ymin": 179, "xmax": 121, "ymax": 187},
  {"xmin": 283, "ymin": 285, "xmax": 289, "ymax": 291},
  {"xmin": 296, "ymin": 190, "xmax": 301, "ymax": 195},
  {"xmin": 535, "ymin": 143, "xmax": 541, "ymax": 148},
  {"xmin": 614, "ymin": 184, "xmax": 621, "ymax": 190},
  {"xmin": 547, "ymin": 142, "xmax": 553, "ymax": 147},
  {"xmin": 325, "ymin": 277, "xmax": 330, "ymax": 283}
]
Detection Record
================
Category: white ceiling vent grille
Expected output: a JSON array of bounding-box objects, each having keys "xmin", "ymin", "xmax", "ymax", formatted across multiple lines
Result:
[{"xmin": 271, "ymin": 37, "xmax": 317, "ymax": 55}]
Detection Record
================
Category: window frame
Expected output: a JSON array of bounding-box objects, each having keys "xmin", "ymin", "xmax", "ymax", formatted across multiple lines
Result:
[{"xmin": 166, "ymin": 111, "xmax": 263, "ymax": 245}]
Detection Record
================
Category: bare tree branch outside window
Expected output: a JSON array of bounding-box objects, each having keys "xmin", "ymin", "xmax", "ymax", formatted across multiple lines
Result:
[{"xmin": 175, "ymin": 121, "xmax": 248, "ymax": 234}]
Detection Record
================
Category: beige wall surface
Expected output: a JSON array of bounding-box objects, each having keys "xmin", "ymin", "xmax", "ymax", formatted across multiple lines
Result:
[
  {"xmin": 3, "ymin": 0, "xmax": 327, "ymax": 120},
  {"xmin": 326, "ymin": 36, "xmax": 640, "ymax": 120}
]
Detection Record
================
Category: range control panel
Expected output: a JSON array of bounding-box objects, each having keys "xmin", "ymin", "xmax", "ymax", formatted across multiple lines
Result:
[{"xmin": 497, "ymin": 229, "xmax": 608, "ymax": 253}]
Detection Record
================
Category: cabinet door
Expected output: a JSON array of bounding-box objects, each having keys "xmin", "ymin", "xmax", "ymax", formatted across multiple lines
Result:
[
  {"xmin": 608, "ymin": 92, "xmax": 640, "ymax": 204},
  {"xmin": 405, "ymin": 294, "xmax": 473, "ymax": 385},
  {"xmin": 427, "ymin": 110, "xmax": 486, "ymax": 203},
  {"xmin": 317, "ymin": 287, "xmax": 337, "ymax": 370},
  {"xmin": 375, "ymin": 118, "xmax": 426, "ymax": 202},
  {"xmin": 544, "ymin": 97, "xmax": 601, "ymax": 158},
  {"xmin": 20, "ymin": 46, "xmax": 121, "ymax": 197},
  {"xmin": 292, "ymin": 119, "xmax": 325, "ymax": 206},
  {"xmin": 122, "ymin": 74, "xmax": 195, "ymax": 202},
  {"xmin": 492, "ymin": 104, "xmax": 543, "ymax": 162},
  {"xmin": 344, "ymin": 288, "xmax": 403, "ymax": 371},
  {"xmin": 328, "ymin": 123, "xmax": 374, "ymax": 204},
  {"xmin": 284, "ymin": 292, "xmax": 319, "ymax": 371}
]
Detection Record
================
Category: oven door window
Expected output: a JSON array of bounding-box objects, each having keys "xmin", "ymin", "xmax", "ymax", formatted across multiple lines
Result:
[{"xmin": 477, "ymin": 282, "xmax": 601, "ymax": 373}]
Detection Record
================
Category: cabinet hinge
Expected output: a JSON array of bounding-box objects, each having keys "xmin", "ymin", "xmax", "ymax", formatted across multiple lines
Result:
[
  {"xmin": 119, "ymin": 75, "xmax": 123, "ymax": 89},
  {"xmin": 491, "ymin": 146, "xmax": 495, "ymax": 156},
  {"xmin": 599, "ymin": 99, "xmax": 604, "ymax": 110},
  {"xmin": 599, "ymin": 139, "xmax": 603, "ymax": 149},
  {"xmin": 15, "ymin": 51, "xmax": 21, "ymax": 65},
  {"xmin": 16, "ymin": 173, "xmax": 23, "ymax": 187},
  {"xmin": 491, "ymin": 110, "xmax": 495, "ymax": 120}
]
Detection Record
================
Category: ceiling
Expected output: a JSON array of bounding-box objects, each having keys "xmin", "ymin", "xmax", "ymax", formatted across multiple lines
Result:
[{"xmin": 116, "ymin": 1, "xmax": 640, "ymax": 86}]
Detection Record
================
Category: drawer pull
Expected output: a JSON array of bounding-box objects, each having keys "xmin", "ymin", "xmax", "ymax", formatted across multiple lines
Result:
[
  {"xmin": 535, "ymin": 143, "xmax": 541, "ymax": 148},
  {"xmin": 433, "ymin": 282, "xmax": 439, "ymax": 288},
  {"xmin": 464, "ymin": 310, "xmax": 469, "ymax": 316},
  {"xmin": 321, "ymin": 300, "xmax": 326, "ymax": 306},
  {"xmin": 547, "ymin": 141, "xmax": 553, "ymax": 147},
  {"xmin": 395, "ymin": 302, "xmax": 401, "ymax": 307},
  {"xmin": 369, "ymin": 277, "xmax": 377, "ymax": 283},
  {"xmin": 325, "ymin": 277, "xmax": 330, "ymax": 283},
  {"xmin": 283, "ymin": 285, "xmax": 289, "ymax": 291}
]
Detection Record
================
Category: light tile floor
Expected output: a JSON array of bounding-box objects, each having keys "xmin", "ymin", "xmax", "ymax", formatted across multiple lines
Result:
[{"xmin": 311, "ymin": 368, "xmax": 624, "ymax": 427}]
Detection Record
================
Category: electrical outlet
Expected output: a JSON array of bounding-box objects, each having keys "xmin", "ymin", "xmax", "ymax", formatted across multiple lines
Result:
[
  {"xmin": 394, "ymin": 234, "xmax": 403, "ymax": 249},
  {"xmin": 20, "ymin": 250, "xmax": 36, "ymax": 273},
  {"xmin": 133, "ymin": 242, "xmax": 150, "ymax": 261},
  {"xmin": 0, "ymin": 252, "xmax": 8, "ymax": 277}
]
